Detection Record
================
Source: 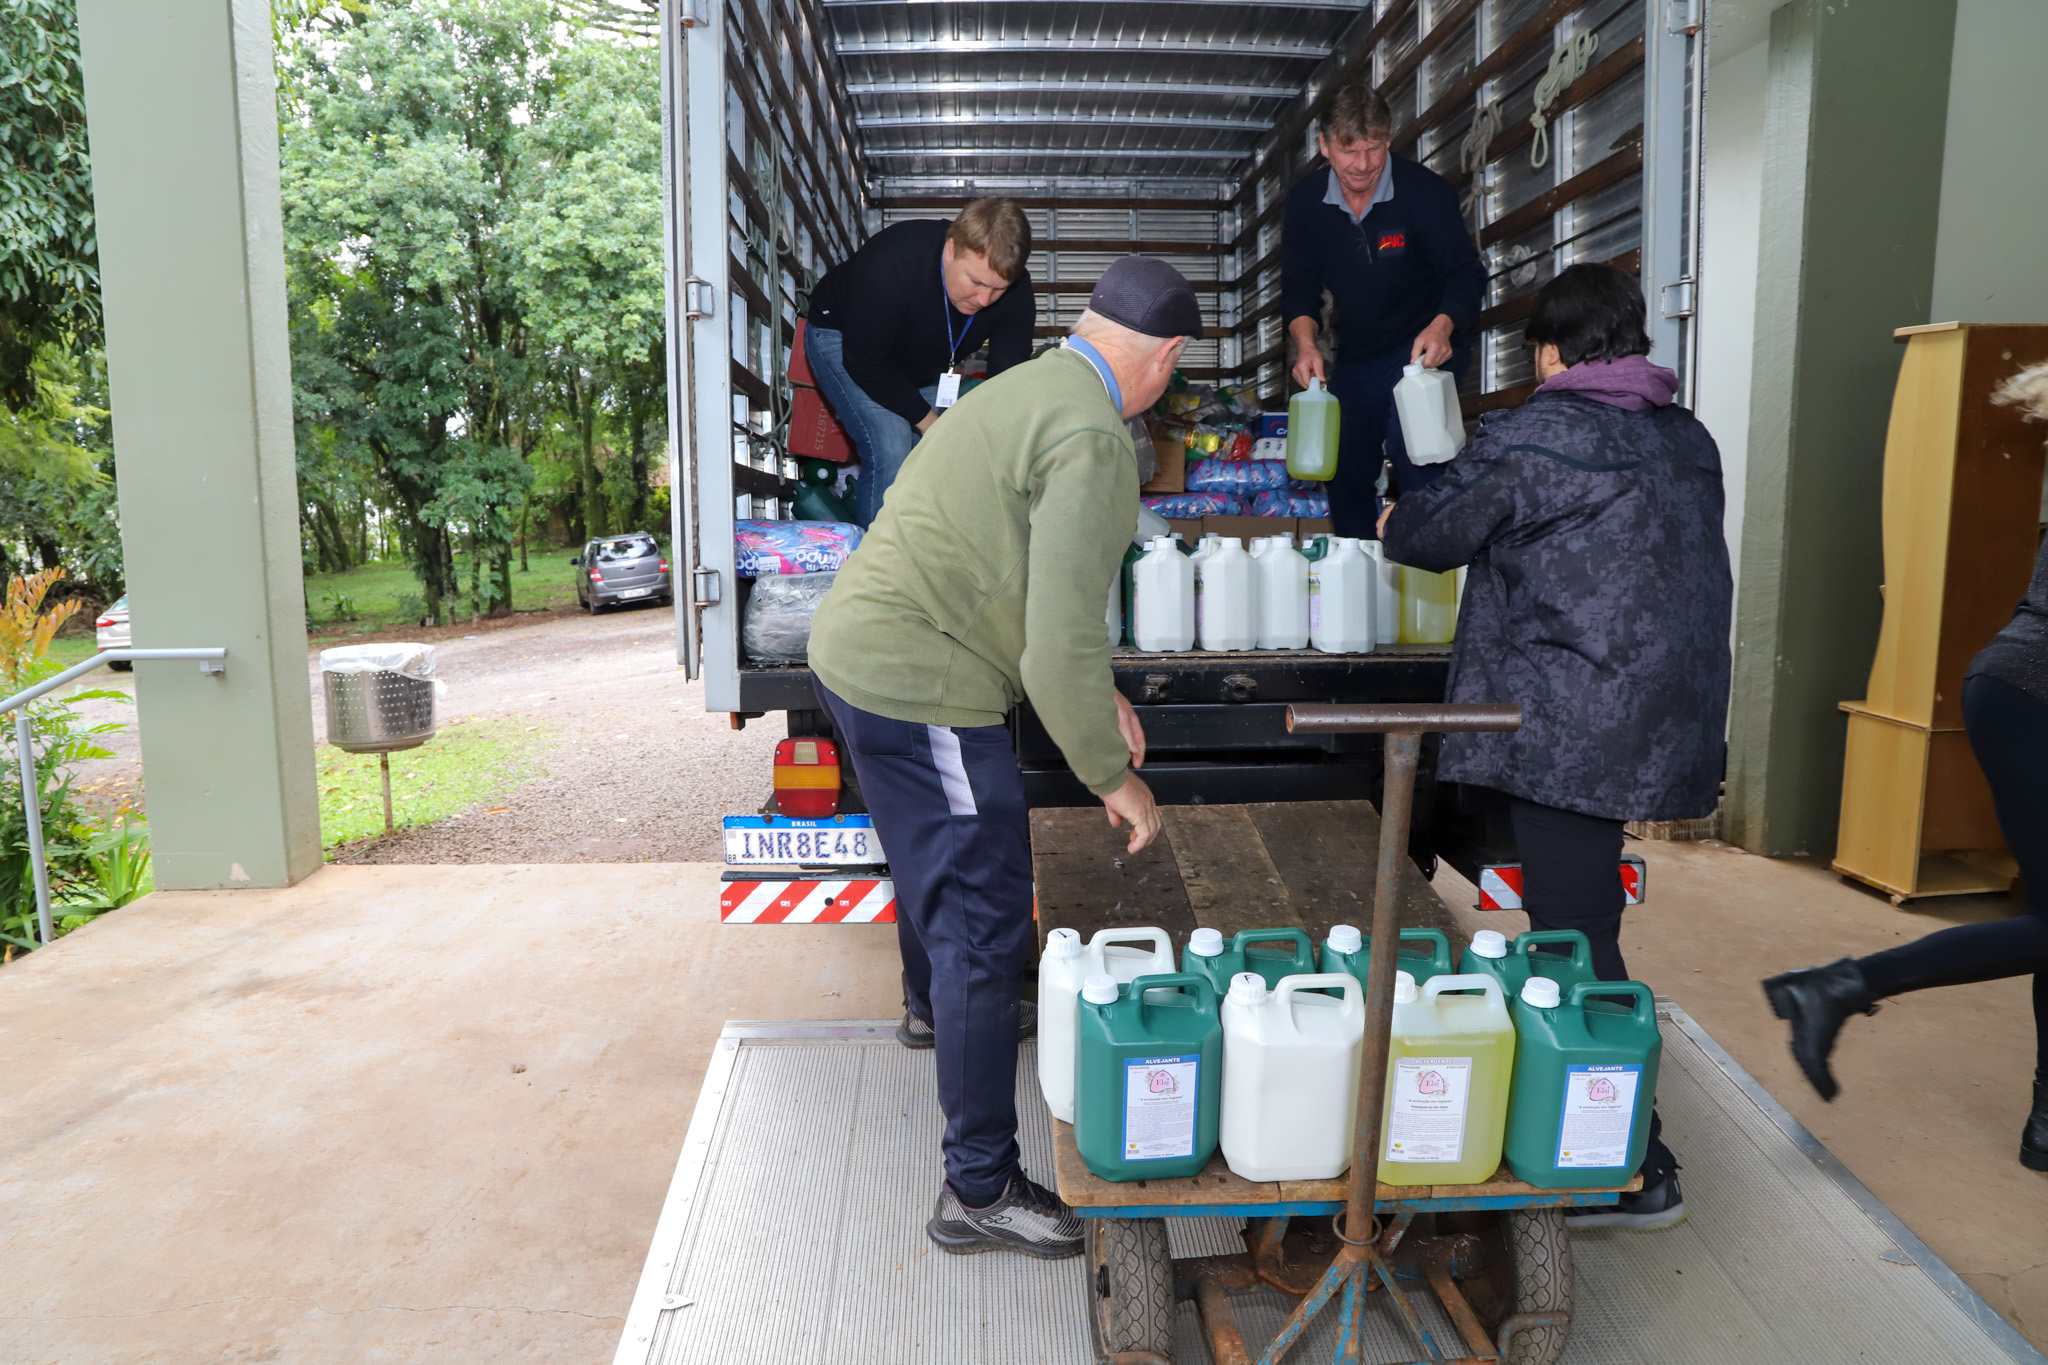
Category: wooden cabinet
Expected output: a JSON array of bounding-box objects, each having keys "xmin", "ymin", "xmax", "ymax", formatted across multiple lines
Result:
[{"xmin": 1834, "ymin": 322, "xmax": 2048, "ymax": 902}]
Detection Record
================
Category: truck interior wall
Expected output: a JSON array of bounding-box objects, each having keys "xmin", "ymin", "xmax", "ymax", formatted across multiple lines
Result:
[{"xmin": 1696, "ymin": 35, "xmax": 1769, "ymax": 616}]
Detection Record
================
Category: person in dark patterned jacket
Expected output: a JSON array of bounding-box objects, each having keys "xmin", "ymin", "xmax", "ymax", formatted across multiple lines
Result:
[{"xmin": 1382, "ymin": 263, "xmax": 1733, "ymax": 1231}]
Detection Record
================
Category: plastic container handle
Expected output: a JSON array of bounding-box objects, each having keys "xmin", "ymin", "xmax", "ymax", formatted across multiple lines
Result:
[
  {"xmin": 1567, "ymin": 979, "xmax": 1657, "ymax": 1027},
  {"xmin": 1126, "ymin": 972, "xmax": 1218, "ymax": 1017},
  {"xmin": 1421, "ymin": 972, "xmax": 1505, "ymax": 1006},
  {"xmin": 1396, "ymin": 927, "xmax": 1455, "ymax": 975},
  {"xmin": 1231, "ymin": 926, "xmax": 1317, "ymax": 970},
  {"xmin": 1513, "ymin": 930, "xmax": 1595, "ymax": 976},
  {"xmin": 1089, "ymin": 926, "xmax": 1174, "ymax": 963},
  {"xmin": 1274, "ymin": 973, "xmax": 1364, "ymax": 1030}
]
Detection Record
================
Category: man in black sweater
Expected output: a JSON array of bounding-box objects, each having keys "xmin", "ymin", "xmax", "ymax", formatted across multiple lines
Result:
[
  {"xmin": 804, "ymin": 199, "xmax": 1036, "ymax": 527},
  {"xmin": 1281, "ymin": 83, "xmax": 1485, "ymax": 539}
]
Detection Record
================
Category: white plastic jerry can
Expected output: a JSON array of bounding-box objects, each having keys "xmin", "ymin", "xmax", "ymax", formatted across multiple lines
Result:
[
  {"xmin": 1196, "ymin": 537, "xmax": 1256, "ymax": 652},
  {"xmin": 1132, "ymin": 536, "xmax": 1195, "ymax": 652},
  {"xmin": 1359, "ymin": 540, "xmax": 1403, "ymax": 645},
  {"xmin": 1393, "ymin": 363, "xmax": 1467, "ymax": 466},
  {"xmin": 1038, "ymin": 926, "xmax": 1177, "ymax": 1123},
  {"xmin": 1255, "ymin": 536, "xmax": 1310, "ymax": 649},
  {"xmin": 1309, "ymin": 536, "xmax": 1375, "ymax": 653},
  {"xmin": 1219, "ymin": 971, "xmax": 1367, "ymax": 1181}
]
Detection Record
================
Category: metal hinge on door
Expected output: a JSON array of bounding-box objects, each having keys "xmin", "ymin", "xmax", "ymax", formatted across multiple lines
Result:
[
  {"xmin": 1666, "ymin": 0, "xmax": 1703, "ymax": 35},
  {"xmin": 1660, "ymin": 278, "xmax": 1697, "ymax": 320},
  {"xmin": 692, "ymin": 567, "xmax": 723, "ymax": 608},
  {"xmin": 682, "ymin": 277, "xmax": 716, "ymax": 320}
]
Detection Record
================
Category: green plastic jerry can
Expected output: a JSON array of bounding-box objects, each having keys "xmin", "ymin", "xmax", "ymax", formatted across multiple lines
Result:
[
  {"xmin": 1183, "ymin": 927, "xmax": 1318, "ymax": 995},
  {"xmin": 1320, "ymin": 925, "xmax": 1455, "ymax": 987},
  {"xmin": 1458, "ymin": 929, "xmax": 1598, "ymax": 1000},
  {"xmin": 1119, "ymin": 542, "xmax": 1145, "ymax": 646},
  {"xmin": 1503, "ymin": 979, "xmax": 1662, "ymax": 1188},
  {"xmin": 1286, "ymin": 379, "xmax": 1341, "ymax": 482},
  {"xmin": 1074, "ymin": 972, "xmax": 1223, "ymax": 1181}
]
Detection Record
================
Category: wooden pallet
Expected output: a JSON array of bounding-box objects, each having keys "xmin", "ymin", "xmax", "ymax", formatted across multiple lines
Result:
[
  {"xmin": 1030, "ymin": 799, "xmax": 1460, "ymax": 951},
  {"xmin": 1051, "ymin": 1118, "xmax": 1638, "ymax": 1216}
]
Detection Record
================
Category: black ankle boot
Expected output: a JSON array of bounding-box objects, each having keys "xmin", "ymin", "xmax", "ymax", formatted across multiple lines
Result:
[
  {"xmin": 2023, "ymin": 1081, "xmax": 2048, "ymax": 1172},
  {"xmin": 1761, "ymin": 958, "xmax": 1879, "ymax": 1101}
]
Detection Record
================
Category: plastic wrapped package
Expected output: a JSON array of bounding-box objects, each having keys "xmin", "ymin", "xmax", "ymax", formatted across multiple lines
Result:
[
  {"xmin": 1252, "ymin": 489, "xmax": 1332, "ymax": 518},
  {"xmin": 1142, "ymin": 492, "xmax": 1246, "ymax": 518},
  {"xmin": 734, "ymin": 520, "xmax": 863, "ymax": 577},
  {"xmin": 1186, "ymin": 459, "xmax": 1292, "ymax": 495},
  {"xmin": 743, "ymin": 571, "xmax": 836, "ymax": 663}
]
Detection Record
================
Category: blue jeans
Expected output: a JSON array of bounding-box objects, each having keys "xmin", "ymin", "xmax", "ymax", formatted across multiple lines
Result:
[
  {"xmin": 803, "ymin": 325, "xmax": 939, "ymax": 529},
  {"xmin": 1326, "ymin": 343, "xmax": 1474, "ymax": 539},
  {"xmin": 815, "ymin": 679, "xmax": 1035, "ymax": 1206}
]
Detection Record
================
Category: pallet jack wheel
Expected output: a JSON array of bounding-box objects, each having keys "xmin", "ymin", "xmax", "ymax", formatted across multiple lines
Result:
[
  {"xmin": 1491, "ymin": 1207, "xmax": 1575, "ymax": 1365},
  {"xmin": 1084, "ymin": 1216, "xmax": 1173, "ymax": 1363}
]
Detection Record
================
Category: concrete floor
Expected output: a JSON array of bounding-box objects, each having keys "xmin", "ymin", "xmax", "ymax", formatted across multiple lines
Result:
[{"xmin": 2, "ymin": 844, "xmax": 2044, "ymax": 1362}]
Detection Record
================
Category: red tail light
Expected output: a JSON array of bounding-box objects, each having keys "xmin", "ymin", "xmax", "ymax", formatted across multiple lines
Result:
[
  {"xmin": 95, "ymin": 617, "xmax": 114, "ymax": 629},
  {"xmin": 589, "ymin": 569, "xmax": 603, "ymax": 582},
  {"xmin": 773, "ymin": 737, "xmax": 842, "ymax": 818},
  {"xmin": 659, "ymin": 557, "xmax": 670, "ymax": 574}
]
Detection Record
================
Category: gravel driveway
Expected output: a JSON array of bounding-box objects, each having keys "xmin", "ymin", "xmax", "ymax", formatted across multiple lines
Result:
[{"xmin": 61, "ymin": 606, "xmax": 786, "ymax": 862}]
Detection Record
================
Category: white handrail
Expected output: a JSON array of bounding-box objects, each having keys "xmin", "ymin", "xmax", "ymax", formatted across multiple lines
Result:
[{"xmin": 6, "ymin": 649, "xmax": 228, "ymax": 951}]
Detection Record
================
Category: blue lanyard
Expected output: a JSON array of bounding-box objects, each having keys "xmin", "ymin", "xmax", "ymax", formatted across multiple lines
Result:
[
  {"xmin": 1064, "ymin": 336, "xmax": 1123, "ymax": 413},
  {"xmin": 940, "ymin": 259, "xmax": 968, "ymax": 360}
]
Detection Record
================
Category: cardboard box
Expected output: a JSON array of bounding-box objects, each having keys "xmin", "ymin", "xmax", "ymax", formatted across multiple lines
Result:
[
  {"xmin": 1298, "ymin": 517, "xmax": 1335, "ymax": 538},
  {"xmin": 1165, "ymin": 519, "xmax": 1205, "ymax": 544},
  {"xmin": 1203, "ymin": 514, "xmax": 1296, "ymax": 543},
  {"xmin": 1142, "ymin": 437, "xmax": 1187, "ymax": 494}
]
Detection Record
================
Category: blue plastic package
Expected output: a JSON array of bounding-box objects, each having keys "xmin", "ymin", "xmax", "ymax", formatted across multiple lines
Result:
[{"xmin": 1142, "ymin": 493, "xmax": 1247, "ymax": 518}]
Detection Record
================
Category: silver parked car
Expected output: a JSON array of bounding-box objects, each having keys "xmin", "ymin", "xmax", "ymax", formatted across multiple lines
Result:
[
  {"xmin": 95, "ymin": 595, "xmax": 133, "ymax": 670},
  {"xmin": 573, "ymin": 533, "xmax": 671, "ymax": 612}
]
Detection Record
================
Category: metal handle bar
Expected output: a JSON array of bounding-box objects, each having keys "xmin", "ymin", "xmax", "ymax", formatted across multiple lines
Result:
[
  {"xmin": 7, "ymin": 648, "xmax": 227, "ymax": 951},
  {"xmin": 1285, "ymin": 702, "xmax": 1522, "ymax": 734}
]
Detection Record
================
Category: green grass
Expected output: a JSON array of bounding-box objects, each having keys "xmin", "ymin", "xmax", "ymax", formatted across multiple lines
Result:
[
  {"xmin": 304, "ymin": 547, "xmax": 602, "ymax": 640},
  {"xmin": 317, "ymin": 716, "xmax": 546, "ymax": 851},
  {"xmin": 45, "ymin": 634, "xmax": 100, "ymax": 671}
]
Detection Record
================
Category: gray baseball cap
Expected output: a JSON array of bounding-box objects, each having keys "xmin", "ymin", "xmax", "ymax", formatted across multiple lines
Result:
[{"xmin": 1087, "ymin": 256, "xmax": 1203, "ymax": 340}]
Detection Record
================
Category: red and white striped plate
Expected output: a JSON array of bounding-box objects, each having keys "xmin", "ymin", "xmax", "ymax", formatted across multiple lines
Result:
[
  {"xmin": 1477, "ymin": 855, "xmax": 1647, "ymax": 911},
  {"xmin": 720, "ymin": 877, "xmax": 896, "ymax": 924}
]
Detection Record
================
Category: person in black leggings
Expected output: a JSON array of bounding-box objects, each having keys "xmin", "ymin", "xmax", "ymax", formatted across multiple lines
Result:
[{"xmin": 1767, "ymin": 548, "xmax": 2048, "ymax": 1171}]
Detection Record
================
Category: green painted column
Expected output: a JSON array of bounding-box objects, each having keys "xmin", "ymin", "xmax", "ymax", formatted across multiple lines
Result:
[
  {"xmin": 75, "ymin": 0, "xmax": 321, "ymax": 887},
  {"xmin": 1722, "ymin": 0, "xmax": 1959, "ymax": 858}
]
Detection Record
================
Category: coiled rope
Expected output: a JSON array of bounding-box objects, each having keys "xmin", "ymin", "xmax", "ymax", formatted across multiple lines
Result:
[
  {"xmin": 1529, "ymin": 30, "xmax": 1599, "ymax": 170},
  {"xmin": 1457, "ymin": 100, "xmax": 1503, "ymax": 234}
]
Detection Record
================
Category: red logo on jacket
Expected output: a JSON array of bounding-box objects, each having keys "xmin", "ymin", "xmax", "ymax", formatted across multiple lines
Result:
[{"xmin": 1378, "ymin": 232, "xmax": 1407, "ymax": 252}]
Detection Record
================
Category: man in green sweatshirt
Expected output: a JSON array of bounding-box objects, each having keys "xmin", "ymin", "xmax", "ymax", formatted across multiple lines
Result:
[{"xmin": 808, "ymin": 256, "xmax": 1199, "ymax": 1259}]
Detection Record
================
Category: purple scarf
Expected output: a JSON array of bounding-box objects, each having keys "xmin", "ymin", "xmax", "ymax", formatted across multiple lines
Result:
[{"xmin": 1535, "ymin": 355, "xmax": 1679, "ymax": 411}]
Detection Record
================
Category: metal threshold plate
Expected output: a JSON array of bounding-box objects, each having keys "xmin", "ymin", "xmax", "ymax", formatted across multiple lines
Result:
[{"xmin": 613, "ymin": 1006, "xmax": 2043, "ymax": 1365}]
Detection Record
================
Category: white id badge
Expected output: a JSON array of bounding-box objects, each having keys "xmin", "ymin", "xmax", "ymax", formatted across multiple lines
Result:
[{"xmin": 935, "ymin": 372, "xmax": 963, "ymax": 409}]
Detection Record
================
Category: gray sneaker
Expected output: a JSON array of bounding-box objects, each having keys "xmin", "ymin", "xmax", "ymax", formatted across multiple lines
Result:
[
  {"xmin": 897, "ymin": 1001, "xmax": 1037, "ymax": 1050},
  {"xmin": 927, "ymin": 1173, "xmax": 1084, "ymax": 1259}
]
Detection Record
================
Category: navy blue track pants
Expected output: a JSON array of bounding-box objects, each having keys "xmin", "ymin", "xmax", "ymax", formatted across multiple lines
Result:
[{"xmin": 815, "ymin": 680, "xmax": 1035, "ymax": 1207}]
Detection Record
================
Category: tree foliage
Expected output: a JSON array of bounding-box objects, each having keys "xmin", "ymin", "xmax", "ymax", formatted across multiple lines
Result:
[{"xmin": 0, "ymin": 0, "xmax": 98, "ymax": 412}]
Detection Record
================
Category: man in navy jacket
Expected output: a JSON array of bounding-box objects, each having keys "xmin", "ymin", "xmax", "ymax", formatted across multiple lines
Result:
[{"xmin": 1282, "ymin": 83, "xmax": 1484, "ymax": 538}]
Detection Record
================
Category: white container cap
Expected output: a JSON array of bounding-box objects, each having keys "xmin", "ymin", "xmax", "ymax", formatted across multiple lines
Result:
[
  {"xmin": 1327, "ymin": 924, "xmax": 1362, "ymax": 955},
  {"xmin": 1228, "ymin": 972, "xmax": 1267, "ymax": 1005},
  {"xmin": 1220, "ymin": 536, "xmax": 1243, "ymax": 549},
  {"xmin": 1045, "ymin": 927, "xmax": 1083, "ymax": 959},
  {"xmin": 1470, "ymin": 929, "xmax": 1508, "ymax": 959},
  {"xmin": 1188, "ymin": 927, "xmax": 1224, "ymax": 957},
  {"xmin": 1520, "ymin": 977, "xmax": 1562, "ymax": 1009},
  {"xmin": 1404, "ymin": 362, "xmax": 1424, "ymax": 376},
  {"xmin": 1393, "ymin": 970, "xmax": 1418, "ymax": 1004},
  {"xmin": 1081, "ymin": 973, "xmax": 1121, "ymax": 1005}
]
